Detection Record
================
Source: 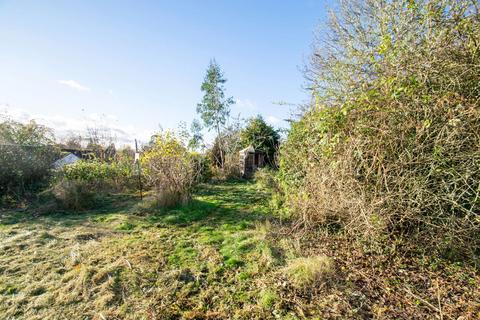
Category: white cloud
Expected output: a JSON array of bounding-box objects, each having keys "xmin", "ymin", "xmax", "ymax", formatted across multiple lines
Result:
[
  {"xmin": 235, "ymin": 98, "xmax": 257, "ymax": 110},
  {"xmin": 59, "ymin": 80, "xmax": 90, "ymax": 92},
  {"xmin": 266, "ymin": 115, "xmax": 281, "ymax": 125},
  {"xmin": 0, "ymin": 105, "xmax": 153, "ymax": 147}
]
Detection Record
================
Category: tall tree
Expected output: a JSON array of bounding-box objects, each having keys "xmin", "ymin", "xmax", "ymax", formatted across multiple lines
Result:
[{"xmin": 197, "ymin": 59, "xmax": 234, "ymax": 167}]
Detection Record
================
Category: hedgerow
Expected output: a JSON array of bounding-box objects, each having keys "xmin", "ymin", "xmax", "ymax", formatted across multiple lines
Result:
[{"xmin": 279, "ymin": 0, "xmax": 480, "ymax": 263}]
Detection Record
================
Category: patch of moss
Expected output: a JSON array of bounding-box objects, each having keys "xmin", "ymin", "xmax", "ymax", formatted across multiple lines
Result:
[
  {"xmin": 224, "ymin": 257, "xmax": 244, "ymax": 268},
  {"xmin": 259, "ymin": 289, "xmax": 278, "ymax": 309},
  {"xmin": 117, "ymin": 222, "xmax": 136, "ymax": 231},
  {"xmin": 1, "ymin": 285, "xmax": 18, "ymax": 295}
]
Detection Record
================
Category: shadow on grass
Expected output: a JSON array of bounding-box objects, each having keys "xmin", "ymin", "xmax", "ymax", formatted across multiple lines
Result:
[
  {"xmin": 0, "ymin": 181, "xmax": 274, "ymax": 232},
  {"xmin": 0, "ymin": 193, "xmax": 140, "ymax": 227}
]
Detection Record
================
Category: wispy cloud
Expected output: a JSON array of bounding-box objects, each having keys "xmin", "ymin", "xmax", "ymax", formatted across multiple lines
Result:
[
  {"xmin": 58, "ymin": 80, "xmax": 90, "ymax": 92},
  {"xmin": 235, "ymin": 98, "xmax": 257, "ymax": 110},
  {"xmin": 0, "ymin": 105, "xmax": 152, "ymax": 146},
  {"xmin": 266, "ymin": 115, "xmax": 281, "ymax": 125}
]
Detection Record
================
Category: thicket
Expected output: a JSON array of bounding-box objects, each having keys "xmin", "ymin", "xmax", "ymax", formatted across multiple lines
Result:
[
  {"xmin": 142, "ymin": 133, "xmax": 201, "ymax": 207},
  {"xmin": 279, "ymin": 0, "xmax": 480, "ymax": 263},
  {"xmin": 0, "ymin": 119, "xmax": 59, "ymax": 204}
]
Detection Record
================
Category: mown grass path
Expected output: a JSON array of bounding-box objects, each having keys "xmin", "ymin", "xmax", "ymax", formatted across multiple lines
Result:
[{"xmin": 0, "ymin": 181, "xmax": 289, "ymax": 320}]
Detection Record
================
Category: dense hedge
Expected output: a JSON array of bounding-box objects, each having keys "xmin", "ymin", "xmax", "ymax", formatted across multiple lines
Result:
[{"xmin": 279, "ymin": 0, "xmax": 480, "ymax": 262}]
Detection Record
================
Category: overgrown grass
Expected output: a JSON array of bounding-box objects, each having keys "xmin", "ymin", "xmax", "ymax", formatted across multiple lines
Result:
[
  {"xmin": 0, "ymin": 181, "xmax": 296, "ymax": 319},
  {"xmin": 1, "ymin": 181, "xmax": 478, "ymax": 319}
]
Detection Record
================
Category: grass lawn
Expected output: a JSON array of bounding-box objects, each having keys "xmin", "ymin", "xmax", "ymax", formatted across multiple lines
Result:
[
  {"xmin": 1, "ymin": 181, "xmax": 478, "ymax": 319},
  {"xmin": 0, "ymin": 181, "xmax": 296, "ymax": 319}
]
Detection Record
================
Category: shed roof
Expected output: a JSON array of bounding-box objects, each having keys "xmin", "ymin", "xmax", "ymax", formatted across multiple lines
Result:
[{"xmin": 239, "ymin": 145, "xmax": 255, "ymax": 154}]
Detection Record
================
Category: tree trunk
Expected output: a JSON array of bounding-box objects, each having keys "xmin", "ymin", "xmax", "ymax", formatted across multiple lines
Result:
[{"xmin": 216, "ymin": 125, "xmax": 224, "ymax": 169}]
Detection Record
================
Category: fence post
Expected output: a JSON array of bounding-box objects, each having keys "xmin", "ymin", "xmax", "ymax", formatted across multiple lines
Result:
[{"xmin": 135, "ymin": 139, "xmax": 143, "ymax": 200}]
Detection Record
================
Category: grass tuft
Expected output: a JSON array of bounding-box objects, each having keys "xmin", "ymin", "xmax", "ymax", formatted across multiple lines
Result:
[{"xmin": 284, "ymin": 255, "xmax": 333, "ymax": 288}]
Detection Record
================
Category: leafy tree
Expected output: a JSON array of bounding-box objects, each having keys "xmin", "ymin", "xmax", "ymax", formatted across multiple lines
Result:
[
  {"xmin": 240, "ymin": 115, "xmax": 280, "ymax": 167},
  {"xmin": 176, "ymin": 120, "xmax": 204, "ymax": 151},
  {"xmin": 197, "ymin": 59, "xmax": 234, "ymax": 167}
]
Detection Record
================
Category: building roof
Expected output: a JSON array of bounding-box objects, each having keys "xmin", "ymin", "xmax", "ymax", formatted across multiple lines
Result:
[
  {"xmin": 53, "ymin": 153, "xmax": 80, "ymax": 169},
  {"xmin": 239, "ymin": 145, "xmax": 255, "ymax": 154}
]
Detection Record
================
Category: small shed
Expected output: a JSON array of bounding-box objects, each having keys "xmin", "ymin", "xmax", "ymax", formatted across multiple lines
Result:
[{"xmin": 239, "ymin": 145, "xmax": 266, "ymax": 178}]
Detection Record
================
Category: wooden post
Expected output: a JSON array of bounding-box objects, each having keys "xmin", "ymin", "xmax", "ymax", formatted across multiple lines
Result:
[{"xmin": 135, "ymin": 139, "xmax": 143, "ymax": 200}]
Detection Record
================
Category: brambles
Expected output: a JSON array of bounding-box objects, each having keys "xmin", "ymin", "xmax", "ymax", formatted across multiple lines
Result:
[{"xmin": 279, "ymin": 0, "xmax": 480, "ymax": 263}]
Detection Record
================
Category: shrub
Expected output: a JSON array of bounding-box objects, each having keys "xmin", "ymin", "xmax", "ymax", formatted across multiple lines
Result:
[
  {"xmin": 254, "ymin": 168, "xmax": 280, "ymax": 193},
  {"xmin": 207, "ymin": 118, "xmax": 244, "ymax": 180},
  {"xmin": 0, "ymin": 119, "xmax": 59, "ymax": 203},
  {"xmin": 279, "ymin": 0, "xmax": 480, "ymax": 262},
  {"xmin": 142, "ymin": 132, "xmax": 199, "ymax": 207},
  {"xmin": 52, "ymin": 179, "xmax": 97, "ymax": 210},
  {"xmin": 284, "ymin": 255, "xmax": 333, "ymax": 288},
  {"xmin": 210, "ymin": 152, "xmax": 242, "ymax": 181},
  {"xmin": 62, "ymin": 159, "xmax": 134, "ymax": 191},
  {"xmin": 190, "ymin": 152, "xmax": 212, "ymax": 183},
  {"xmin": 52, "ymin": 159, "xmax": 135, "ymax": 209}
]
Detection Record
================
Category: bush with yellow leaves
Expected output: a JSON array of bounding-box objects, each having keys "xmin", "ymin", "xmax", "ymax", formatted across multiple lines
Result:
[{"xmin": 142, "ymin": 132, "xmax": 200, "ymax": 207}]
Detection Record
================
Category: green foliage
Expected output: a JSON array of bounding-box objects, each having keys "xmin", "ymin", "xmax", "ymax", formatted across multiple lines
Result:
[
  {"xmin": 197, "ymin": 59, "xmax": 234, "ymax": 167},
  {"xmin": 190, "ymin": 152, "xmax": 212, "ymax": 183},
  {"xmin": 240, "ymin": 115, "xmax": 280, "ymax": 167},
  {"xmin": 188, "ymin": 119, "xmax": 204, "ymax": 151},
  {"xmin": 0, "ymin": 119, "xmax": 59, "ymax": 203},
  {"xmin": 62, "ymin": 160, "xmax": 132, "ymax": 185},
  {"xmin": 52, "ymin": 158, "xmax": 135, "ymax": 210},
  {"xmin": 254, "ymin": 168, "xmax": 280, "ymax": 193},
  {"xmin": 279, "ymin": 0, "xmax": 480, "ymax": 263},
  {"xmin": 196, "ymin": 59, "xmax": 234, "ymax": 132},
  {"xmin": 259, "ymin": 290, "xmax": 278, "ymax": 309}
]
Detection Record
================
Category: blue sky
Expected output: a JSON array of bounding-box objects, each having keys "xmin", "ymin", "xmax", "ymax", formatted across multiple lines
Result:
[{"xmin": 0, "ymin": 0, "xmax": 333, "ymax": 145}]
